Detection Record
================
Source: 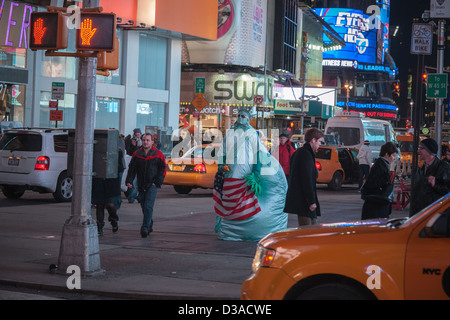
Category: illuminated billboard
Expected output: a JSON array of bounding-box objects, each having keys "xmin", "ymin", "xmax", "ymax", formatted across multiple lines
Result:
[
  {"xmin": 314, "ymin": 8, "xmax": 378, "ymax": 64},
  {"xmin": 183, "ymin": 0, "xmax": 268, "ymax": 67}
]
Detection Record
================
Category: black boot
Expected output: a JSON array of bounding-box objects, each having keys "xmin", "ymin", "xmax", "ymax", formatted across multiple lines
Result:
[
  {"xmin": 108, "ymin": 216, "xmax": 119, "ymax": 233},
  {"xmin": 97, "ymin": 221, "xmax": 105, "ymax": 236}
]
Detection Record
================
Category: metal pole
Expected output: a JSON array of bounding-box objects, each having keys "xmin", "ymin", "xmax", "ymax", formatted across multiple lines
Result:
[
  {"xmin": 57, "ymin": 0, "xmax": 102, "ymax": 274},
  {"xmin": 435, "ymin": 19, "xmax": 445, "ymax": 158},
  {"xmin": 410, "ymin": 54, "xmax": 424, "ymax": 217}
]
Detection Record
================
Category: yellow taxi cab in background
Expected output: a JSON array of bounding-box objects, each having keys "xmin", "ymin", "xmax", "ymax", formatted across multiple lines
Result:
[
  {"xmin": 315, "ymin": 146, "xmax": 359, "ymax": 190},
  {"xmin": 164, "ymin": 144, "xmax": 218, "ymax": 194},
  {"xmin": 397, "ymin": 134, "xmax": 423, "ymax": 165},
  {"xmin": 242, "ymin": 193, "xmax": 450, "ymax": 300}
]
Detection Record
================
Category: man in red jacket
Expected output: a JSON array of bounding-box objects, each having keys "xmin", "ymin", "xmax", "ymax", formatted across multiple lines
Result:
[
  {"xmin": 275, "ymin": 133, "xmax": 295, "ymax": 181},
  {"xmin": 126, "ymin": 133, "xmax": 166, "ymax": 238}
]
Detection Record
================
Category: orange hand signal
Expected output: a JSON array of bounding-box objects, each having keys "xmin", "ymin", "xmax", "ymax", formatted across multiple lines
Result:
[
  {"xmin": 33, "ymin": 18, "xmax": 47, "ymax": 45},
  {"xmin": 80, "ymin": 18, "xmax": 97, "ymax": 46}
]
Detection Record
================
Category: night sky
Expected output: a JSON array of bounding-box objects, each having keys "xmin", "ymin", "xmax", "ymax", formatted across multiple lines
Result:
[{"xmin": 389, "ymin": 0, "xmax": 443, "ymax": 123}]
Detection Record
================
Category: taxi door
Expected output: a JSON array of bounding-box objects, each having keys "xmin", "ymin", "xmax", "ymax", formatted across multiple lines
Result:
[{"xmin": 404, "ymin": 210, "xmax": 450, "ymax": 300}]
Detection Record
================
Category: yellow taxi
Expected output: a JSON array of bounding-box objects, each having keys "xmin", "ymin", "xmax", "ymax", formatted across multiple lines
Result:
[
  {"xmin": 242, "ymin": 193, "xmax": 450, "ymax": 300},
  {"xmin": 315, "ymin": 146, "xmax": 359, "ymax": 190},
  {"xmin": 164, "ymin": 144, "xmax": 218, "ymax": 194}
]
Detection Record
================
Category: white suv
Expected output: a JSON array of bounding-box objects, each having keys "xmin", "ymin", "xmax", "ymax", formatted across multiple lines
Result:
[{"xmin": 0, "ymin": 128, "xmax": 72, "ymax": 202}]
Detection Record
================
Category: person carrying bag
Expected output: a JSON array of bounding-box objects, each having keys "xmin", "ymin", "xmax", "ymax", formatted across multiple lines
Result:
[{"xmin": 360, "ymin": 142, "xmax": 398, "ymax": 220}]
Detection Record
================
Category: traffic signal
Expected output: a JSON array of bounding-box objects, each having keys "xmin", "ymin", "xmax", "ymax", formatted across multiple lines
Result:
[
  {"xmin": 422, "ymin": 72, "xmax": 428, "ymax": 85},
  {"xmin": 97, "ymin": 37, "xmax": 120, "ymax": 71},
  {"xmin": 392, "ymin": 82, "xmax": 400, "ymax": 97},
  {"xmin": 29, "ymin": 11, "xmax": 68, "ymax": 50},
  {"xmin": 76, "ymin": 13, "xmax": 116, "ymax": 51}
]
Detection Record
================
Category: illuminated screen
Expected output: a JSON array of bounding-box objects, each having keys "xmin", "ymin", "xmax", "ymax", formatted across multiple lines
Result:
[{"xmin": 314, "ymin": 8, "xmax": 378, "ymax": 64}]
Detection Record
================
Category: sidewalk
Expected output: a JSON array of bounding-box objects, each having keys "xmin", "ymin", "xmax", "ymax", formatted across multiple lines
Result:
[{"xmin": 0, "ymin": 185, "xmax": 409, "ymax": 300}]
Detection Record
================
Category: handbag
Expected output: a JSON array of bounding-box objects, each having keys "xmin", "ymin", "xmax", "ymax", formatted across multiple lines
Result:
[{"xmin": 361, "ymin": 183, "xmax": 394, "ymax": 205}]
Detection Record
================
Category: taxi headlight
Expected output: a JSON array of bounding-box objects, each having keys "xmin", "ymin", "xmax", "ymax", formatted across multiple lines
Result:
[{"xmin": 252, "ymin": 245, "xmax": 276, "ymax": 274}]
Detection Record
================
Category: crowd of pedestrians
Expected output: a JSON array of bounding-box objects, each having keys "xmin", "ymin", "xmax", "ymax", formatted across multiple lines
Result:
[{"xmin": 92, "ymin": 123, "xmax": 450, "ymax": 240}]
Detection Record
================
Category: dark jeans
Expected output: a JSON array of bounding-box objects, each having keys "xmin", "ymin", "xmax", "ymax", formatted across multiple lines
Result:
[
  {"xmin": 359, "ymin": 164, "xmax": 370, "ymax": 189},
  {"xmin": 138, "ymin": 184, "xmax": 158, "ymax": 233}
]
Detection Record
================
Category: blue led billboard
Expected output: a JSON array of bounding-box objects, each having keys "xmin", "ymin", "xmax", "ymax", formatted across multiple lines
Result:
[{"xmin": 314, "ymin": 8, "xmax": 379, "ymax": 64}]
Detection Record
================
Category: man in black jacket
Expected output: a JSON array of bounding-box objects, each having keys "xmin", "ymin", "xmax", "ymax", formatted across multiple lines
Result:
[
  {"xmin": 411, "ymin": 138, "xmax": 450, "ymax": 216},
  {"xmin": 126, "ymin": 133, "xmax": 166, "ymax": 237},
  {"xmin": 284, "ymin": 127, "xmax": 324, "ymax": 226}
]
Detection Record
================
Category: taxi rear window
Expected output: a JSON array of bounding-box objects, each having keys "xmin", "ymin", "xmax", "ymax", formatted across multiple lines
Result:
[{"xmin": 316, "ymin": 148, "xmax": 331, "ymax": 160}]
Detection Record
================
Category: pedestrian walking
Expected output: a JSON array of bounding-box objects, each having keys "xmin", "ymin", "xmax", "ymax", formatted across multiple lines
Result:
[
  {"xmin": 125, "ymin": 128, "xmax": 142, "ymax": 156},
  {"xmin": 271, "ymin": 133, "xmax": 295, "ymax": 181},
  {"xmin": 284, "ymin": 127, "xmax": 324, "ymax": 226},
  {"xmin": 410, "ymin": 138, "xmax": 450, "ymax": 216},
  {"xmin": 92, "ymin": 146, "xmax": 125, "ymax": 235},
  {"xmin": 125, "ymin": 133, "xmax": 166, "ymax": 238},
  {"xmin": 124, "ymin": 128, "xmax": 142, "ymax": 203},
  {"xmin": 360, "ymin": 142, "xmax": 398, "ymax": 220},
  {"xmin": 357, "ymin": 140, "xmax": 372, "ymax": 189}
]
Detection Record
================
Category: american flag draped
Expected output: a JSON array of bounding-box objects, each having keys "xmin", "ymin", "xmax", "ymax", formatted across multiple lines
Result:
[{"xmin": 213, "ymin": 172, "xmax": 261, "ymax": 221}]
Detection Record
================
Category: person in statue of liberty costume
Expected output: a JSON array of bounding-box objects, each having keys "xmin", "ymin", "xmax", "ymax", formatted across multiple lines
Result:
[{"xmin": 213, "ymin": 108, "xmax": 288, "ymax": 241}]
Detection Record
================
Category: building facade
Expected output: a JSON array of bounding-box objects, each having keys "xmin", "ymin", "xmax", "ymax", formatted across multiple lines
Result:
[{"xmin": 0, "ymin": 0, "xmax": 217, "ymax": 151}]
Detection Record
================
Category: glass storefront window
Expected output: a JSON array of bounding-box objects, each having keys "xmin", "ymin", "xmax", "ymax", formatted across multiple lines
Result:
[
  {"xmin": 95, "ymin": 97, "xmax": 121, "ymax": 129},
  {"xmin": 0, "ymin": 47, "xmax": 26, "ymax": 68},
  {"xmin": 0, "ymin": 83, "xmax": 25, "ymax": 122},
  {"xmin": 42, "ymin": 55, "xmax": 78, "ymax": 80},
  {"xmin": 138, "ymin": 33, "xmax": 167, "ymax": 89},
  {"xmin": 39, "ymin": 91, "xmax": 76, "ymax": 128},
  {"xmin": 136, "ymin": 101, "xmax": 165, "ymax": 131}
]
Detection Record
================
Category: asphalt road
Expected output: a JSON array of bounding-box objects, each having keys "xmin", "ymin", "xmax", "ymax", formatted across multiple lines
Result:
[{"xmin": 0, "ymin": 183, "xmax": 409, "ymax": 300}]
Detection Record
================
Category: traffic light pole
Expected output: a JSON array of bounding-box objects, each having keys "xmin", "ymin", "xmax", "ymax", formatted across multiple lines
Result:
[
  {"xmin": 57, "ymin": 0, "xmax": 102, "ymax": 275},
  {"xmin": 410, "ymin": 54, "xmax": 424, "ymax": 217},
  {"xmin": 435, "ymin": 19, "xmax": 445, "ymax": 158}
]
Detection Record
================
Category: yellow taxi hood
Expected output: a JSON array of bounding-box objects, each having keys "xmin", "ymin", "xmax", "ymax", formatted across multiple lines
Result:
[{"xmin": 259, "ymin": 218, "xmax": 407, "ymax": 246}]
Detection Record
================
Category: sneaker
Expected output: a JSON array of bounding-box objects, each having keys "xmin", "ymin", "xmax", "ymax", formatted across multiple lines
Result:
[{"xmin": 140, "ymin": 228, "xmax": 148, "ymax": 238}]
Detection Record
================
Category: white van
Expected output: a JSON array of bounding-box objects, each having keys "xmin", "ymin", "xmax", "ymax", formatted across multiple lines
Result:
[{"xmin": 324, "ymin": 112, "xmax": 397, "ymax": 162}]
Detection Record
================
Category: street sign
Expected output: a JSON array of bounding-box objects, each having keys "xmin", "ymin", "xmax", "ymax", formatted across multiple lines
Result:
[
  {"xmin": 49, "ymin": 100, "xmax": 58, "ymax": 108},
  {"xmin": 195, "ymin": 77, "xmax": 206, "ymax": 94},
  {"xmin": 411, "ymin": 23, "xmax": 433, "ymax": 55},
  {"xmin": 431, "ymin": 0, "xmax": 450, "ymax": 18},
  {"xmin": 50, "ymin": 110, "xmax": 63, "ymax": 121},
  {"xmin": 254, "ymin": 95, "xmax": 263, "ymax": 105},
  {"xmin": 191, "ymin": 93, "xmax": 208, "ymax": 112},
  {"xmin": 426, "ymin": 73, "xmax": 448, "ymax": 99},
  {"xmin": 51, "ymin": 82, "xmax": 65, "ymax": 100}
]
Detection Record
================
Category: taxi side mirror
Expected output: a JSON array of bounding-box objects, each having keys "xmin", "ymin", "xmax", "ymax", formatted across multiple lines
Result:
[{"xmin": 423, "ymin": 213, "xmax": 450, "ymax": 237}]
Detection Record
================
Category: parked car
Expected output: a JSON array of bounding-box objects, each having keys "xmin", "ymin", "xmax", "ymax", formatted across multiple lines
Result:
[
  {"xmin": 164, "ymin": 144, "xmax": 219, "ymax": 194},
  {"xmin": 0, "ymin": 128, "xmax": 72, "ymax": 202},
  {"xmin": 315, "ymin": 146, "xmax": 359, "ymax": 190},
  {"xmin": 242, "ymin": 193, "xmax": 450, "ymax": 300}
]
